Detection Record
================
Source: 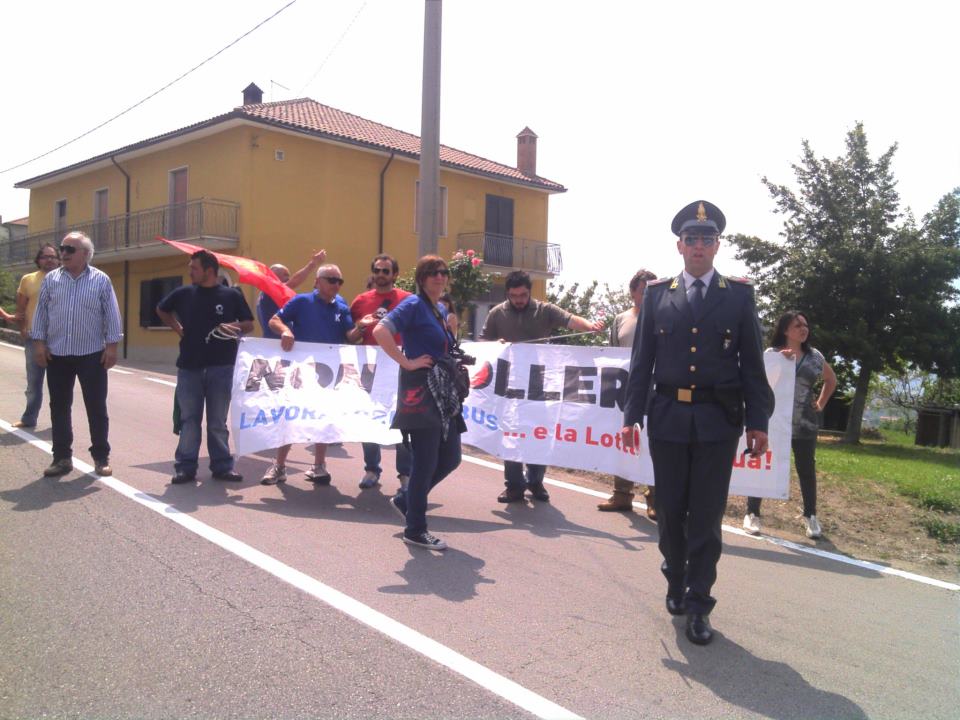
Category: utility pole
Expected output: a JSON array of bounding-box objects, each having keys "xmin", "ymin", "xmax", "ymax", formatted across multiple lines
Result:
[{"xmin": 417, "ymin": 0, "xmax": 442, "ymax": 258}]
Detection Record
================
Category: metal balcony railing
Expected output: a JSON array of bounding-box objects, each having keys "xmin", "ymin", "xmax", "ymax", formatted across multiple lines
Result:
[
  {"xmin": 1, "ymin": 198, "xmax": 240, "ymax": 266},
  {"xmin": 457, "ymin": 232, "xmax": 562, "ymax": 275}
]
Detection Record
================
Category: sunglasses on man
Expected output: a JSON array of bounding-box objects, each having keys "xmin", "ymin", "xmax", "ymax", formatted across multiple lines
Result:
[
  {"xmin": 58, "ymin": 244, "xmax": 80, "ymax": 255},
  {"xmin": 681, "ymin": 234, "xmax": 718, "ymax": 247},
  {"xmin": 320, "ymin": 276, "xmax": 344, "ymax": 285}
]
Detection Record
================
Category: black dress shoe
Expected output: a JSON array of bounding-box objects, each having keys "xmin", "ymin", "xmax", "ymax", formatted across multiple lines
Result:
[
  {"xmin": 497, "ymin": 487, "xmax": 525, "ymax": 503},
  {"xmin": 527, "ymin": 483, "xmax": 550, "ymax": 502},
  {"xmin": 212, "ymin": 471, "xmax": 243, "ymax": 482},
  {"xmin": 685, "ymin": 613, "xmax": 714, "ymax": 645},
  {"xmin": 171, "ymin": 473, "xmax": 197, "ymax": 484},
  {"xmin": 665, "ymin": 596, "xmax": 686, "ymax": 616}
]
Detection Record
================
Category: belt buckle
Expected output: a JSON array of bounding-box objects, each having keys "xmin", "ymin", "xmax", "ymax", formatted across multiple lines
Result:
[{"xmin": 677, "ymin": 388, "xmax": 693, "ymax": 403}]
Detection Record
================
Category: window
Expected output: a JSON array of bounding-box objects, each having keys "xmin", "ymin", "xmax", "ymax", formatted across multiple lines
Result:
[
  {"xmin": 168, "ymin": 167, "xmax": 188, "ymax": 239},
  {"xmin": 140, "ymin": 276, "xmax": 183, "ymax": 327},
  {"xmin": 414, "ymin": 181, "xmax": 448, "ymax": 237},
  {"xmin": 54, "ymin": 200, "xmax": 67, "ymax": 236},
  {"xmin": 93, "ymin": 189, "xmax": 109, "ymax": 248}
]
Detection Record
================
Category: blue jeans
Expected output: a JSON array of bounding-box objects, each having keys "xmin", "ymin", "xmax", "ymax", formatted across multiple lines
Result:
[
  {"xmin": 503, "ymin": 460, "xmax": 546, "ymax": 490},
  {"xmin": 362, "ymin": 442, "xmax": 412, "ymax": 478},
  {"xmin": 175, "ymin": 366, "xmax": 234, "ymax": 476},
  {"xmin": 22, "ymin": 338, "xmax": 46, "ymax": 426},
  {"xmin": 402, "ymin": 423, "xmax": 461, "ymax": 537}
]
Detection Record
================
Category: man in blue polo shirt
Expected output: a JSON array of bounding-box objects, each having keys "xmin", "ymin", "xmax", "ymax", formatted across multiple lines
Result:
[{"xmin": 262, "ymin": 264, "xmax": 362, "ymax": 485}]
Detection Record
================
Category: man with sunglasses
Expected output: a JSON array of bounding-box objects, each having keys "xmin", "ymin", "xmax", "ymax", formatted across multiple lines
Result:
[
  {"xmin": 256, "ymin": 249, "xmax": 327, "ymax": 339},
  {"xmin": 30, "ymin": 232, "xmax": 123, "ymax": 477},
  {"xmin": 11, "ymin": 243, "xmax": 60, "ymax": 429},
  {"xmin": 621, "ymin": 200, "xmax": 771, "ymax": 646},
  {"xmin": 349, "ymin": 254, "xmax": 412, "ymax": 490},
  {"xmin": 262, "ymin": 264, "xmax": 362, "ymax": 485}
]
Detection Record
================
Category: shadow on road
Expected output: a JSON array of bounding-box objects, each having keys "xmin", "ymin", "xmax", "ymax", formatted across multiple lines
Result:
[
  {"xmin": 377, "ymin": 546, "xmax": 495, "ymax": 601},
  {"xmin": 0, "ymin": 473, "xmax": 100, "ymax": 511},
  {"xmin": 722, "ymin": 539, "xmax": 883, "ymax": 579},
  {"xmin": 662, "ymin": 621, "xmax": 869, "ymax": 719}
]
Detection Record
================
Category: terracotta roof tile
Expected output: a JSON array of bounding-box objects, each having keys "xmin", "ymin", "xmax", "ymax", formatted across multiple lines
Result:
[{"xmin": 238, "ymin": 99, "xmax": 565, "ymax": 192}]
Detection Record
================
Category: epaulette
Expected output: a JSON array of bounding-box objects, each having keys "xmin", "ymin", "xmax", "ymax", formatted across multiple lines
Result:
[
  {"xmin": 648, "ymin": 277, "xmax": 672, "ymax": 286},
  {"xmin": 725, "ymin": 275, "xmax": 754, "ymax": 285}
]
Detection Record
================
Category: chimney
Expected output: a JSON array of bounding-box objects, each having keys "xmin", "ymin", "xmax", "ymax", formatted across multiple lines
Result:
[
  {"xmin": 242, "ymin": 82, "xmax": 264, "ymax": 105},
  {"xmin": 516, "ymin": 127, "xmax": 538, "ymax": 177}
]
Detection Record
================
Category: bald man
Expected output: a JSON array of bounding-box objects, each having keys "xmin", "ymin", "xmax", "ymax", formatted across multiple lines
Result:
[{"xmin": 256, "ymin": 249, "xmax": 327, "ymax": 338}]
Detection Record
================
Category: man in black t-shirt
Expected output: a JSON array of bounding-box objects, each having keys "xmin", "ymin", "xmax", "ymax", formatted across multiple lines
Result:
[{"xmin": 157, "ymin": 250, "xmax": 254, "ymax": 484}]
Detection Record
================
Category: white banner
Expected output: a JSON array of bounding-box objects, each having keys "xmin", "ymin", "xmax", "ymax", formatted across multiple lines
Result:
[{"xmin": 231, "ymin": 339, "xmax": 795, "ymax": 498}]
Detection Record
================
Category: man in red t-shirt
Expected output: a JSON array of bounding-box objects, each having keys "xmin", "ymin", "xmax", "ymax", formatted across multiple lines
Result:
[{"xmin": 351, "ymin": 253, "xmax": 413, "ymax": 490}]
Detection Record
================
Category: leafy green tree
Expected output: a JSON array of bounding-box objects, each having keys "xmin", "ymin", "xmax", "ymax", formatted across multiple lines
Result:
[
  {"xmin": 546, "ymin": 280, "xmax": 631, "ymax": 345},
  {"xmin": 727, "ymin": 124, "xmax": 960, "ymax": 443}
]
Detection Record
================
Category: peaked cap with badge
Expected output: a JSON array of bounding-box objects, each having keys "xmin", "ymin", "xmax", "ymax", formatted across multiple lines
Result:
[{"xmin": 671, "ymin": 200, "xmax": 726, "ymax": 236}]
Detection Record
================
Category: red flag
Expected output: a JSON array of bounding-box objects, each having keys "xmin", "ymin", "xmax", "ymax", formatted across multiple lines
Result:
[{"xmin": 159, "ymin": 237, "xmax": 295, "ymax": 308}]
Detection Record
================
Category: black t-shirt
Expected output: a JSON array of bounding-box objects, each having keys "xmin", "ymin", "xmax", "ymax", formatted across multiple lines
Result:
[{"xmin": 158, "ymin": 284, "xmax": 253, "ymax": 368}]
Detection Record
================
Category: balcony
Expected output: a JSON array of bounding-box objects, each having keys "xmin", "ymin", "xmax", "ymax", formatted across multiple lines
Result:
[
  {"xmin": 457, "ymin": 232, "xmax": 562, "ymax": 277},
  {"xmin": 0, "ymin": 199, "xmax": 240, "ymax": 270}
]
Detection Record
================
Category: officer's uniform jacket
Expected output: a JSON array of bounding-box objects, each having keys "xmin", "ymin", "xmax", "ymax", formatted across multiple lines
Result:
[{"xmin": 623, "ymin": 271, "xmax": 770, "ymax": 443}]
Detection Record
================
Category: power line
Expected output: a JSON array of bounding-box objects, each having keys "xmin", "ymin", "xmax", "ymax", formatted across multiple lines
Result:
[
  {"xmin": 1, "ymin": 0, "xmax": 298, "ymax": 177},
  {"xmin": 296, "ymin": 1, "xmax": 368, "ymax": 96}
]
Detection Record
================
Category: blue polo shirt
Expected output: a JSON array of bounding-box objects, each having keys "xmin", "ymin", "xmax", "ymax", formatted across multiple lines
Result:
[
  {"xmin": 257, "ymin": 292, "xmax": 281, "ymax": 339},
  {"xmin": 381, "ymin": 295, "xmax": 450, "ymax": 359},
  {"xmin": 275, "ymin": 291, "xmax": 354, "ymax": 343}
]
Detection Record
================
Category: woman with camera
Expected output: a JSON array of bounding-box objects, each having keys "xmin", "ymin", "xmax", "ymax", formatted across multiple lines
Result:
[{"xmin": 373, "ymin": 255, "xmax": 467, "ymax": 551}]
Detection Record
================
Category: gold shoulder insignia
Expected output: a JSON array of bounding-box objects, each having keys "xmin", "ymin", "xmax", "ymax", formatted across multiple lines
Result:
[
  {"xmin": 668, "ymin": 276, "xmax": 680, "ymax": 290},
  {"xmin": 717, "ymin": 276, "xmax": 727, "ymax": 289}
]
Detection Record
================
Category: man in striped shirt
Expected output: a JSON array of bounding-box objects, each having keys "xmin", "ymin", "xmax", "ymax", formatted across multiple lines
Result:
[{"xmin": 31, "ymin": 231, "xmax": 123, "ymax": 478}]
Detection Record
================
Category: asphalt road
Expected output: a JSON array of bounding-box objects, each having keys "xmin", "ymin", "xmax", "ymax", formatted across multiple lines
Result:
[{"xmin": 1, "ymin": 341, "xmax": 957, "ymax": 719}]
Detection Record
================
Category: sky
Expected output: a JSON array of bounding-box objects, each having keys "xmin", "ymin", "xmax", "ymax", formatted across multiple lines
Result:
[{"xmin": 2, "ymin": 0, "xmax": 957, "ymax": 290}]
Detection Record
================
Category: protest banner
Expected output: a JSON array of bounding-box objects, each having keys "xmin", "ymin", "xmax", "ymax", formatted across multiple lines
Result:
[{"xmin": 231, "ymin": 339, "xmax": 794, "ymax": 498}]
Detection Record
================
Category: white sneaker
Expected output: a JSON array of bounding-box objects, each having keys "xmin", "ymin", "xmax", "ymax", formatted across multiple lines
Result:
[
  {"xmin": 305, "ymin": 463, "xmax": 331, "ymax": 485},
  {"xmin": 398, "ymin": 474, "xmax": 410, "ymax": 490},
  {"xmin": 804, "ymin": 515, "xmax": 822, "ymax": 539},
  {"xmin": 743, "ymin": 513, "xmax": 762, "ymax": 535},
  {"xmin": 359, "ymin": 470, "xmax": 380, "ymax": 489},
  {"xmin": 260, "ymin": 464, "xmax": 286, "ymax": 485}
]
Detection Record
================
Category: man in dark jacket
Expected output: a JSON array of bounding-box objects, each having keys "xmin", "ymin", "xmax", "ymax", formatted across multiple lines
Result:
[{"xmin": 621, "ymin": 200, "xmax": 771, "ymax": 645}]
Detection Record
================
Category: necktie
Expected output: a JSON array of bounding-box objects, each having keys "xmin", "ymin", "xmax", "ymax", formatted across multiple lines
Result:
[{"xmin": 689, "ymin": 278, "xmax": 704, "ymax": 318}]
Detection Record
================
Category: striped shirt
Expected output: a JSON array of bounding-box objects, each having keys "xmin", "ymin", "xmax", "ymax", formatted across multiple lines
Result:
[{"xmin": 31, "ymin": 266, "xmax": 124, "ymax": 356}]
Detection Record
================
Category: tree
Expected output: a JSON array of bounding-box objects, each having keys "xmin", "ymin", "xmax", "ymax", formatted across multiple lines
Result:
[
  {"xmin": 727, "ymin": 124, "xmax": 960, "ymax": 443},
  {"xmin": 546, "ymin": 280, "xmax": 631, "ymax": 345}
]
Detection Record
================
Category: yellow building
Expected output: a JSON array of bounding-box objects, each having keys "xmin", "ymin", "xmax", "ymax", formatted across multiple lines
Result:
[{"xmin": 5, "ymin": 83, "xmax": 566, "ymax": 362}]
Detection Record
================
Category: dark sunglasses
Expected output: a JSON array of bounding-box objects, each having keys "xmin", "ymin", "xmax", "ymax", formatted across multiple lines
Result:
[
  {"xmin": 320, "ymin": 276, "xmax": 344, "ymax": 285},
  {"xmin": 372, "ymin": 267, "xmax": 394, "ymax": 275},
  {"xmin": 427, "ymin": 269, "xmax": 450, "ymax": 277},
  {"xmin": 682, "ymin": 234, "xmax": 718, "ymax": 247},
  {"xmin": 58, "ymin": 244, "xmax": 79, "ymax": 255}
]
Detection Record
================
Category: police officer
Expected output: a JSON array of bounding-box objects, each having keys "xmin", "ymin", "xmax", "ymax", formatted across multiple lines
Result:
[{"xmin": 621, "ymin": 200, "xmax": 771, "ymax": 646}]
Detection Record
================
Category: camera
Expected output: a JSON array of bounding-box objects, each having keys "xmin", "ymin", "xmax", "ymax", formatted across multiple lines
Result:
[{"xmin": 449, "ymin": 344, "xmax": 476, "ymax": 366}]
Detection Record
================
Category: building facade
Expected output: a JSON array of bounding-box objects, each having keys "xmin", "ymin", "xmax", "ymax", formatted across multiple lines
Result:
[{"xmin": 6, "ymin": 84, "xmax": 566, "ymax": 361}]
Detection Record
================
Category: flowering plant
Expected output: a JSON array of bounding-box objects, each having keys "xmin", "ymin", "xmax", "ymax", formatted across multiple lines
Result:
[{"xmin": 447, "ymin": 249, "xmax": 493, "ymax": 315}]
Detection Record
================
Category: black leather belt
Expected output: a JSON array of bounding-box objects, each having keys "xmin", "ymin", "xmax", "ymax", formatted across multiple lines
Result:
[{"xmin": 656, "ymin": 384, "xmax": 717, "ymax": 403}]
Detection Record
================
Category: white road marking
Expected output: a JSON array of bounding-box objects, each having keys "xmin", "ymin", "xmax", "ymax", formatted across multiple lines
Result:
[
  {"xmin": 0, "ymin": 419, "xmax": 583, "ymax": 720},
  {"xmin": 462, "ymin": 455, "xmax": 960, "ymax": 592},
  {"xmin": 0, "ymin": 341, "xmax": 24, "ymax": 350},
  {"xmin": 144, "ymin": 377, "xmax": 177, "ymax": 387},
  {"xmin": 109, "ymin": 368, "xmax": 133, "ymax": 374}
]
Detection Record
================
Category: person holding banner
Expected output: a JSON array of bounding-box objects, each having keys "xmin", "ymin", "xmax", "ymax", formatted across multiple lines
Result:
[
  {"xmin": 260, "ymin": 264, "xmax": 363, "ymax": 486},
  {"xmin": 373, "ymin": 255, "xmax": 466, "ymax": 551},
  {"xmin": 350, "ymin": 254, "xmax": 413, "ymax": 491},
  {"xmin": 743, "ymin": 311, "xmax": 836, "ymax": 539},
  {"xmin": 621, "ymin": 200, "xmax": 771, "ymax": 646},
  {"xmin": 157, "ymin": 250, "xmax": 254, "ymax": 484},
  {"xmin": 256, "ymin": 249, "xmax": 327, "ymax": 339},
  {"xmin": 482, "ymin": 270, "xmax": 604, "ymax": 504},
  {"xmin": 598, "ymin": 268, "xmax": 658, "ymax": 515}
]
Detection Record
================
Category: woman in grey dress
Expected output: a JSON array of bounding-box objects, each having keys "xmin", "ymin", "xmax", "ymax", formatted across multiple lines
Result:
[{"xmin": 743, "ymin": 311, "xmax": 837, "ymax": 539}]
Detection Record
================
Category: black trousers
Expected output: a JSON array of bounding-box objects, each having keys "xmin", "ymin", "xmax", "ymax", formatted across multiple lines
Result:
[
  {"xmin": 649, "ymin": 435, "xmax": 739, "ymax": 615},
  {"xmin": 747, "ymin": 437, "xmax": 817, "ymax": 517},
  {"xmin": 46, "ymin": 352, "xmax": 110, "ymax": 463}
]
